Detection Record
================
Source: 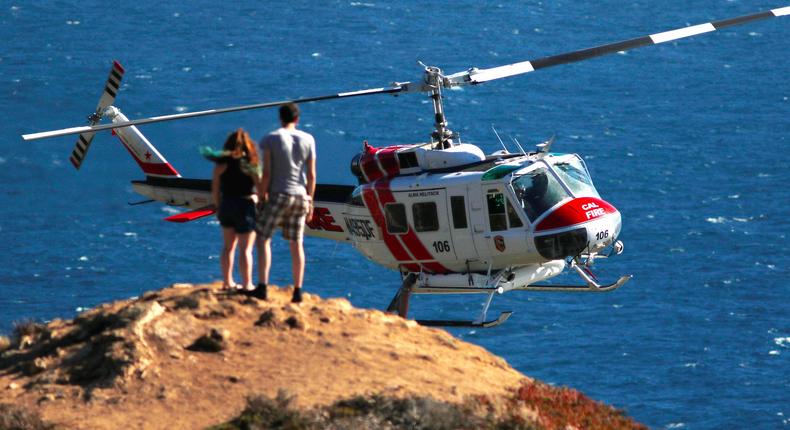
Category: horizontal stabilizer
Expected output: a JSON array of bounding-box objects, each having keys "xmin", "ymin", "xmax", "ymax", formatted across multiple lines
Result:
[{"xmin": 164, "ymin": 206, "xmax": 215, "ymax": 223}]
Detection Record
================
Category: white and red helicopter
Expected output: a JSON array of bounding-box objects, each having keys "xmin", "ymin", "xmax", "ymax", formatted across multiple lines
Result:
[{"xmin": 23, "ymin": 7, "xmax": 789, "ymax": 327}]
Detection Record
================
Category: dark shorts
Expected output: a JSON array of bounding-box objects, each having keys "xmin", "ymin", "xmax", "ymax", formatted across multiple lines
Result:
[{"xmin": 217, "ymin": 197, "xmax": 256, "ymax": 234}]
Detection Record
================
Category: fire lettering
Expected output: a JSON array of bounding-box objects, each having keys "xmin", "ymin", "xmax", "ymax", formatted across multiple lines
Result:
[
  {"xmin": 306, "ymin": 207, "xmax": 343, "ymax": 232},
  {"xmin": 585, "ymin": 208, "xmax": 606, "ymax": 219},
  {"xmin": 581, "ymin": 201, "xmax": 606, "ymax": 220}
]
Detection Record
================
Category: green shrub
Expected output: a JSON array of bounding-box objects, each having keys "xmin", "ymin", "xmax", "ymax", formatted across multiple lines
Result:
[
  {"xmin": 326, "ymin": 395, "xmax": 473, "ymax": 430},
  {"xmin": 0, "ymin": 403, "xmax": 56, "ymax": 430},
  {"xmin": 210, "ymin": 384, "xmax": 648, "ymax": 430},
  {"xmin": 211, "ymin": 390, "xmax": 315, "ymax": 430}
]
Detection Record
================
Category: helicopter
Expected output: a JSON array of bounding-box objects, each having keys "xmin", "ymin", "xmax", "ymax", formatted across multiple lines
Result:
[{"xmin": 22, "ymin": 6, "xmax": 789, "ymax": 327}]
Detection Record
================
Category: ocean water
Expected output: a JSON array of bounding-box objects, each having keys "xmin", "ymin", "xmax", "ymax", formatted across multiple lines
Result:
[{"xmin": 1, "ymin": 1, "xmax": 788, "ymax": 428}]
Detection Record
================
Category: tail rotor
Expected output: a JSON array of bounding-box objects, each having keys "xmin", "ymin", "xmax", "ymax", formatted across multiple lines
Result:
[{"xmin": 69, "ymin": 60, "xmax": 125, "ymax": 170}]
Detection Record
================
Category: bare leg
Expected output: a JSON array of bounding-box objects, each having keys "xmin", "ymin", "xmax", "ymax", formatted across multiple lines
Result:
[
  {"xmin": 257, "ymin": 237, "xmax": 271, "ymax": 286},
  {"xmin": 289, "ymin": 239, "xmax": 305, "ymax": 289},
  {"xmin": 221, "ymin": 227, "xmax": 238, "ymax": 289},
  {"xmin": 237, "ymin": 231, "xmax": 256, "ymax": 290}
]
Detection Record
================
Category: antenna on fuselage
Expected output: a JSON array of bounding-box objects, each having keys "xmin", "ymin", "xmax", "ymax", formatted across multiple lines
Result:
[
  {"xmin": 491, "ymin": 126, "xmax": 509, "ymax": 153},
  {"xmin": 511, "ymin": 136, "xmax": 528, "ymax": 156}
]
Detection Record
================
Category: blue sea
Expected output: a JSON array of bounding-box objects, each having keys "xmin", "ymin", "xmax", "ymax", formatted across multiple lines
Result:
[{"xmin": 1, "ymin": 1, "xmax": 788, "ymax": 428}]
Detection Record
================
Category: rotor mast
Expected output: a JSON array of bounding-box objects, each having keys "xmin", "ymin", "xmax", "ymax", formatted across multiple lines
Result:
[{"xmin": 423, "ymin": 66, "xmax": 455, "ymax": 149}]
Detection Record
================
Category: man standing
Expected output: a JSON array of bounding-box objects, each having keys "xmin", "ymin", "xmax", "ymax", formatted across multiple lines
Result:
[{"xmin": 252, "ymin": 102, "xmax": 316, "ymax": 303}]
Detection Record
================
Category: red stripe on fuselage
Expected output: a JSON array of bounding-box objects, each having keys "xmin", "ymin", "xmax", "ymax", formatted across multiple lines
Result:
[
  {"xmin": 377, "ymin": 147, "xmax": 400, "ymax": 178},
  {"xmin": 360, "ymin": 144, "xmax": 407, "ymax": 182},
  {"xmin": 361, "ymin": 146, "xmax": 384, "ymax": 182},
  {"xmin": 372, "ymin": 181, "xmax": 449, "ymax": 274},
  {"xmin": 362, "ymin": 183, "xmax": 411, "ymax": 262}
]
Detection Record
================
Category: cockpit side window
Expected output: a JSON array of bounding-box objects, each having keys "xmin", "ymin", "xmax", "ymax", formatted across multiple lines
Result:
[
  {"xmin": 552, "ymin": 155, "xmax": 599, "ymax": 197},
  {"xmin": 486, "ymin": 191, "xmax": 525, "ymax": 231},
  {"xmin": 486, "ymin": 193, "xmax": 508, "ymax": 231},
  {"xmin": 506, "ymin": 199, "xmax": 523, "ymax": 228},
  {"xmin": 511, "ymin": 166, "xmax": 569, "ymax": 222}
]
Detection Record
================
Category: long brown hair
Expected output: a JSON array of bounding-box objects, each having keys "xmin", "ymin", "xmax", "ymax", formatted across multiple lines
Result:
[{"xmin": 222, "ymin": 128, "xmax": 259, "ymax": 166}]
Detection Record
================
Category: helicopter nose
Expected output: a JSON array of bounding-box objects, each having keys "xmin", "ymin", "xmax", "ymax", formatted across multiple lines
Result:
[{"xmin": 533, "ymin": 197, "xmax": 621, "ymax": 260}]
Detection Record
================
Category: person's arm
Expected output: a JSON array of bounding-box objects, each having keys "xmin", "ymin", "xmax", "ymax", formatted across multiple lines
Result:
[
  {"xmin": 211, "ymin": 163, "xmax": 226, "ymax": 216},
  {"xmin": 306, "ymin": 152, "xmax": 316, "ymax": 220},
  {"xmin": 257, "ymin": 148, "xmax": 272, "ymax": 203}
]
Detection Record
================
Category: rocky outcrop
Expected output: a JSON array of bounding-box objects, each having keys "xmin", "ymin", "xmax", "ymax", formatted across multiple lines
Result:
[{"xmin": 0, "ymin": 283, "xmax": 645, "ymax": 430}]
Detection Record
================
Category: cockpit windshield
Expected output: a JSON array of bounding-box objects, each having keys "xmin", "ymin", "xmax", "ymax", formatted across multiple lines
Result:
[
  {"xmin": 551, "ymin": 155, "xmax": 599, "ymax": 197},
  {"xmin": 511, "ymin": 166, "xmax": 570, "ymax": 222}
]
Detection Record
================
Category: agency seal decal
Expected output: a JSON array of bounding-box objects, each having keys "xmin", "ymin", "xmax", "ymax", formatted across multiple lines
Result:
[{"xmin": 494, "ymin": 235, "xmax": 506, "ymax": 252}]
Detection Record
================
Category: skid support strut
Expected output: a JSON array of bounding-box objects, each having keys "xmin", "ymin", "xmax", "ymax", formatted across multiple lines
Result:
[
  {"xmin": 386, "ymin": 271, "xmax": 512, "ymax": 328},
  {"xmin": 387, "ymin": 273, "xmax": 418, "ymax": 318}
]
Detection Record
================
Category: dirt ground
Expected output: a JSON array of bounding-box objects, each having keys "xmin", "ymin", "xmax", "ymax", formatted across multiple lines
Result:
[{"xmin": 0, "ymin": 283, "xmax": 531, "ymax": 429}]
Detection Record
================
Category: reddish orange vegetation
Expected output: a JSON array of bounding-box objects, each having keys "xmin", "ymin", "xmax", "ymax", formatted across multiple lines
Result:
[{"xmin": 500, "ymin": 382, "xmax": 649, "ymax": 430}]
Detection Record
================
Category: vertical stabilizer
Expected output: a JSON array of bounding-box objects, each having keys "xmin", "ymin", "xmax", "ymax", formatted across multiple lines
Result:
[{"xmin": 105, "ymin": 107, "xmax": 181, "ymax": 177}]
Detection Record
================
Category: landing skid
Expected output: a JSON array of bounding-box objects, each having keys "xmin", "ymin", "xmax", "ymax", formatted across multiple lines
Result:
[
  {"xmin": 416, "ymin": 311, "xmax": 513, "ymax": 328},
  {"xmin": 385, "ymin": 265, "xmax": 631, "ymax": 328},
  {"xmin": 514, "ymin": 274, "xmax": 632, "ymax": 292}
]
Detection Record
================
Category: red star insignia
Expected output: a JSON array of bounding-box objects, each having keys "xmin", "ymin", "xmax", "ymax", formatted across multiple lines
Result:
[{"xmin": 144, "ymin": 151, "xmax": 152, "ymax": 160}]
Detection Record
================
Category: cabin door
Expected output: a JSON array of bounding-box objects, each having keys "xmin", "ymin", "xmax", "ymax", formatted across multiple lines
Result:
[
  {"xmin": 446, "ymin": 190, "xmax": 479, "ymax": 264},
  {"xmin": 479, "ymin": 184, "xmax": 529, "ymax": 263}
]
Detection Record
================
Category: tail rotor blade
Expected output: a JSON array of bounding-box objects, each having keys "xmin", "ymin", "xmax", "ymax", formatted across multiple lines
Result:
[
  {"xmin": 96, "ymin": 60, "xmax": 124, "ymax": 113},
  {"xmin": 69, "ymin": 132, "xmax": 95, "ymax": 170}
]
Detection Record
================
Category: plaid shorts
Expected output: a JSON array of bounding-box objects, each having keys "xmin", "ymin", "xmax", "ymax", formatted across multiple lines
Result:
[{"xmin": 256, "ymin": 193, "xmax": 310, "ymax": 241}]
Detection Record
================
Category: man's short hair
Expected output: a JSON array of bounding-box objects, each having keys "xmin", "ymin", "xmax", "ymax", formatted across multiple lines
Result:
[{"xmin": 279, "ymin": 103, "xmax": 300, "ymax": 124}]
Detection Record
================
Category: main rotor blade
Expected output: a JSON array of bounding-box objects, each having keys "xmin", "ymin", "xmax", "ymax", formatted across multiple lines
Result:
[
  {"xmin": 22, "ymin": 85, "xmax": 404, "ymax": 141},
  {"xmin": 447, "ymin": 6, "xmax": 790, "ymax": 85}
]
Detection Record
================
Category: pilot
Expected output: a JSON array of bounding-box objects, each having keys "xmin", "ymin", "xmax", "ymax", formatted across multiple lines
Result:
[{"xmin": 521, "ymin": 172, "xmax": 548, "ymax": 220}]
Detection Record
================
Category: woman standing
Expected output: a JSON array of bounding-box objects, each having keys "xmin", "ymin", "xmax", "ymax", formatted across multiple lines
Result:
[{"xmin": 210, "ymin": 129, "xmax": 261, "ymax": 291}]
